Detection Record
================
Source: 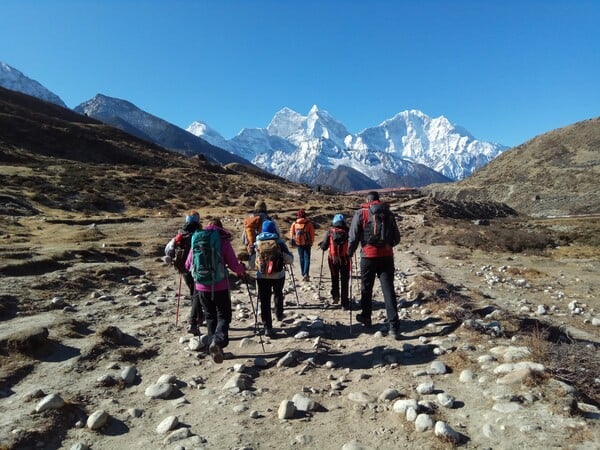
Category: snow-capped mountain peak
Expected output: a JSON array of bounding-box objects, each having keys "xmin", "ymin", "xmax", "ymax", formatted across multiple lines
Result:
[
  {"xmin": 0, "ymin": 61, "xmax": 67, "ymax": 108},
  {"xmin": 264, "ymin": 105, "xmax": 350, "ymax": 149},
  {"xmin": 186, "ymin": 121, "xmax": 231, "ymax": 150},
  {"xmin": 266, "ymin": 107, "xmax": 304, "ymax": 138}
]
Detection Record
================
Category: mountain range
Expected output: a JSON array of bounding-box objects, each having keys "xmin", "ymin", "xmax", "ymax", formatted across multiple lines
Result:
[
  {"xmin": 188, "ymin": 106, "xmax": 507, "ymax": 190},
  {"xmin": 1, "ymin": 61, "xmax": 507, "ymax": 190}
]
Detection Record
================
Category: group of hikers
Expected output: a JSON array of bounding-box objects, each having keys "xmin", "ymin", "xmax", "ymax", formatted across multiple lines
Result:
[{"xmin": 165, "ymin": 191, "xmax": 401, "ymax": 364}]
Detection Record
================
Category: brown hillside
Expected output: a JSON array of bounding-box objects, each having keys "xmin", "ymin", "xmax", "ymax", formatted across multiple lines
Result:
[{"xmin": 423, "ymin": 117, "xmax": 600, "ymax": 217}]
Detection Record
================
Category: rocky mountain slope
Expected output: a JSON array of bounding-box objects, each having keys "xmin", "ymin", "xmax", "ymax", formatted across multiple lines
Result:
[
  {"xmin": 0, "ymin": 62, "xmax": 67, "ymax": 108},
  {"xmin": 75, "ymin": 94, "xmax": 252, "ymax": 166},
  {"xmin": 424, "ymin": 117, "xmax": 600, "ymax": 217}
]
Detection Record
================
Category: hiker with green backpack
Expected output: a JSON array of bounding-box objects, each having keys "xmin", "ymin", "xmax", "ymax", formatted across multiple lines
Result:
[
  {"xmin": 254, "ymin": 220, "xmax": 293, "ymax": 338},
  {"xmin": 185, "ymin": 217, "xmax": 248, "ymax": 363}
]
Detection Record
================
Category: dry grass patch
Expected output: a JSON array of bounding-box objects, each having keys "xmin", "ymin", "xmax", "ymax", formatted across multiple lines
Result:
[{"xmin": 525, "ymin": 324, "xmax": 600, "ymax": 406}]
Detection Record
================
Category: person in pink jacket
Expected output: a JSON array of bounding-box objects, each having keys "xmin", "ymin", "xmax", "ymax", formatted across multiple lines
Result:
[{"xmin": 185, "ymin": 218, "xmax": 247, "ymax": 363}]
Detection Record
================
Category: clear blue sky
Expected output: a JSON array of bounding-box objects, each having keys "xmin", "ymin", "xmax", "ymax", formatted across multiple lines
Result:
[{"xmin": 2, "ymin": 0, "xmax": 599, "ymax": 147}]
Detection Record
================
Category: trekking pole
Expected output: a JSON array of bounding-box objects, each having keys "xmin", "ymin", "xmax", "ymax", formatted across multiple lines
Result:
[
  {"xmin": 175, "ymin": 273, "xmax": 182, "ymax": 326},
  {"xmin": 348, "ymin": 258, "xmax": 353, "ymax": 336},
  {"xmin": 286, "ymin": 264, "xmax": 301, "ymax": 306},
  {"xmin": 353, "ymin": 254, "xmax": 359, "ymax": 297},
  {"xmin": 245, "ymin": 278, "xmax": 265, "ymax": 353},
  {"xmin": 318, "ymin": 250, "xmax": 324, "ymax": 305}
]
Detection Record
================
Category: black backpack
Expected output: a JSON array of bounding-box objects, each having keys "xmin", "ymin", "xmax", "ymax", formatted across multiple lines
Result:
[
  {"xmin": 172, "ymin": 232, "xmax": 192, "ymax": 273},
  {"xmin": 361, "ymin": 202, "xmax": 400, "ymax": 247}
]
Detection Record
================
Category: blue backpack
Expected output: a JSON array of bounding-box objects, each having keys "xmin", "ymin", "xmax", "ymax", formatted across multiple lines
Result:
[{"xmin": 191, "ymin": 229, "xmax": 225, "ymax": 284}]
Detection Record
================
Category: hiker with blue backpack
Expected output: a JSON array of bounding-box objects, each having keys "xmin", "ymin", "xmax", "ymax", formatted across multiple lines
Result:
[
  {"xmin": 348, "ymin": 191, "xmax": 402, "ymax": 339},
  {"xmin": 185, "ymin": 217, "xmax": 248, "ymax": 363},
  {"xmin": 254, "ymin": 220, "xmax": 293, "ymax": 338}
]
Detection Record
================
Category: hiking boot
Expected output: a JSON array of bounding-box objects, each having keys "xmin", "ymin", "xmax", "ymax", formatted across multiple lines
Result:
[
  {"xmin": 356, "ymin": 313, "xmax": 372, "ymax": 328},
  {"xmin": 302, "ymin": 275, "xmax": 310, "ymax": 282},
  {"xmin": 341, "ymin": 301, "xmax": 350, "ymax": 311},
  {"xmin": 187, "ymin": 324, "xmax": 200, "ymax": 336},
  {"xmin": 389, "ymin": 326, "xmax": 401, "ymax": 340},
  {"xmin": 264, "ymin": 327, "xmax": 273, "ymax": 338},
  {"xmin": 209, "ymin": 341, "xmax": 224, "ymax": 364},
  {"xmin": 332, "ymin": 296, "xmax": 340, "ymax": 304}
]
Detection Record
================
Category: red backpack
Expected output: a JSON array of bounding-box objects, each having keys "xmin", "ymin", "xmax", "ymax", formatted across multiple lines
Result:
[{"xmin": 328, "ymin": 227, "xmax": 348, "ymax": 263}]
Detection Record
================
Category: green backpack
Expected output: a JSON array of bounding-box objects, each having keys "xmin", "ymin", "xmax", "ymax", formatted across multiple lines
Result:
[{"xmin": 191, "ymin": 229, "xmax": 225, "ymax": 284}]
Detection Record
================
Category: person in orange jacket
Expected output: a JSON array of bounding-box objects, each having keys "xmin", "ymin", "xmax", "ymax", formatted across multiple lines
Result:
[{"xmin": 289, "ymin": 209, "xmax": 315, "ymax": 281}]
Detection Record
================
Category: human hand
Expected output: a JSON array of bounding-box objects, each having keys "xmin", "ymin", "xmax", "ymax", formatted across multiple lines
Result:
[{"xmin": 241, "ymin": 272, "xmax": 253, "ymax": 283}]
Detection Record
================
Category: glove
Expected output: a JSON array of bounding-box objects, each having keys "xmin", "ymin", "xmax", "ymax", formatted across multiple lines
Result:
[{"xmin": 241, "ymin": 272, "xmax": 253, "ymax": 284}]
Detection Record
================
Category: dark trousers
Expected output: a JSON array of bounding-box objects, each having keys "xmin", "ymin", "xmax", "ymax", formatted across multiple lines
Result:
[
  {"xmin": 328, "ymin": 257, "xmax": 350, "ymax": 306},
  {"xmin": 184, "ymin": 271, "xmax": 204, "ymax": 325},
  {"xmin": 257, "ymin": 277, "xmax": 285, "ymax": 329},
  {"xmin": 360, "ymin": 256, "xmax": 399, "ymax": 328},
  {"xmin": 297, "ymin": 245, "xmax": 311, "ymax": 277},
  {"xmin": 198, "ymin": 289, "xmax": 232, "ymax": 348}
]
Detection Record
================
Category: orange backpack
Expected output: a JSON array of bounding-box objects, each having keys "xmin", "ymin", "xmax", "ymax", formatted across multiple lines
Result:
[
  {"xmin": 244, "ymin": 215, "xmax": 263, "ymax": 251},
  {"xmin": 293, "ymin": 221, "xmax": 309, "ymax": 246}
]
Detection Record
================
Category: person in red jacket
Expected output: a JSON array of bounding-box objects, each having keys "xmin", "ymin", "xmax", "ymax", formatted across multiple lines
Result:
[
  {"xmin": 185, "ymin": 218, "xmax": 248, "ymax": 363},
  {"xmin": 348, "ymin": 191, "xmax": 401, "ymax": 339}
]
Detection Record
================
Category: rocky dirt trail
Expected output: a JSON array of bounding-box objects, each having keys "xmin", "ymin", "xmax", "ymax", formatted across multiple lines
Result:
[{"xmin": 1, "ymin": 214, "xmax": 599, "ymax": 450}]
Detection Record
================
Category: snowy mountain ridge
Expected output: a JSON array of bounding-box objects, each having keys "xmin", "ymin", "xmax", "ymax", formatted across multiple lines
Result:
[
  {"xmin": 0, "ymin": 62, "xmax": 67, "ymax": 108},
  {"xmin": 187, "ymin": 106, "xmax": 507, "ymax": 187}
]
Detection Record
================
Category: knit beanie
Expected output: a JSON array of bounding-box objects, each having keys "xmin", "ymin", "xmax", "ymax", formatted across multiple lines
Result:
[
  {"xmin": 262, "ymin": 220, "xmax": 277, "ymax": 234},
  {"xmin": 297, "ymin": 209, "xmax": 306, "ymax": 218},
  {"xmin": 333, "ymin": 213, "xmax": 345, "ymax": 226},
  {"xmin": 185, "ymin": 211, "xmax": 200, "ymax": 224}
]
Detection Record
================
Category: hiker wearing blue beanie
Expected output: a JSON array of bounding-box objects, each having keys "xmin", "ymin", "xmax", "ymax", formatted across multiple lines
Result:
[
  {"xmin": 318, "ymin": 213, "xmax": 351, "ymax": 309},
  {"xmin": 254, "ymin": 220, "xmax": 293, "ymax": 337}
]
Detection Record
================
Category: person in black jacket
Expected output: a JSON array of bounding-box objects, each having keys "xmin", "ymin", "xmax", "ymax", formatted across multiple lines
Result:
[
  {"xmin": 348, "ymin": 192, "xmax": 401, "ymax": 339},
  {"xmin": 165, "ymin": 210, "xmax": 205, "ymax": 335}
]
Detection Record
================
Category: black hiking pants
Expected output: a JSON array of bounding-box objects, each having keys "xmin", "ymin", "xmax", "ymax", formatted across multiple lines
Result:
[
  {"xmin": 257, "ymin": 277, "xmax": 285, "ymax": 329},
  {"xmin": 184, "ymin": 271, "xmax": 204, "ymax": 326},
  {"xmin": 198, "ymin": 289, "xmax": 232, "ymax": 348},
  {"xmin": 360, "ymin": 256, "xmax": 399, "ymax": 329},
  {"xmin": 328, "ymin": 257, "xmax": 350, "ymax": 307}
]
